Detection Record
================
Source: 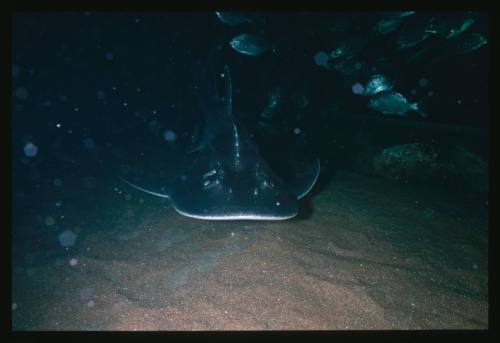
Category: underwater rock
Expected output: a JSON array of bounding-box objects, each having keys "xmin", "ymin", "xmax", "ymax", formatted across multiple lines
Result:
[
  {"xmin": 450, "ymin": 145, "xmax": 488, "ymax": 193},
  {"xmin": 372, "ymin": 143, "xmax": 439, "ymax": 181}
]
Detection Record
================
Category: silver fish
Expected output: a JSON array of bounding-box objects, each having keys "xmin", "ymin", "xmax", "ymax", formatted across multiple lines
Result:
[
  {"xmin": 229, "ymin": 34, "xmax": 270, "ymax": 56},
  {"xmin": 363, "ymin": 74, "xmax": 393, "ymax": 96},
  {"xmin": 330, "ymin": 35, "xmax": 367, "ymax": 59},
  {"xmin": 382, "ymin": 11, "xmax": 416, "ymax": 20},
  {"xmin": 372, "ymin": 17, "xmax": 405, "ymax": 35},
  {"xmin": 427, "ymin": 16, "xmax": 475, "ymax": 39},
  {"xmin": 406, "ymin": 45, "xmax": 433, "ymax": 64},
  {"xmin": 367, "ymin": 90, "xmax": 427, "ymax": 117},
  {"xmin": 215, "ymin": 12, "xmax": 252, "ymax": 26},
  {"xmin": 372, "ymin": 11, "xmax": 415, "ymax": 36},
  {"xmin": 454, "ymin": 32, "xmax": 487, "ymax": 54},
  {"xmin": 397, "ymin": 17, "xmax": 436, "ymax": 49},
  {"xmin": 430, "ymin": 32, "xmax": 487, "ymax": 65}
]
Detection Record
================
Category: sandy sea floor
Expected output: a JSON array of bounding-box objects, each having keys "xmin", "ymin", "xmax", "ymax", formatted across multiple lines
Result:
[{"xmin": 11, "ymin": 170, "xmax": 488, "ymax": 330}]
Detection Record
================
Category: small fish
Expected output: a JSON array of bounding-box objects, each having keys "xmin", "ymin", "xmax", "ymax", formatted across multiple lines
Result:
[
  {"xmin": 382, "ymin": 11, "xmax": 416, "ymax": 20},
  {"xmin": 229, "ymin": 34, "xmax": 270, "ymax": 56},
  {"xmin": 430, "ymin": 32, "xmax": 487, "ymax": 65},
  {"xmin": 215, "ymin": 12, "xmax": 252, "ymax": 26},
  {"xmin": 453, "ymin": 32, "xmax": 487, "ymax": 54},
  {"xmin": 372, "ymin": 17, "xmax": 405, "ymax": 35},
  {"xmin": 397, "ymin": 17, "xmax": 436, "ymax": 49},
  {"xmin": 329, "ymin": 35, "xmax": 367, "ymax": 59},
  {"xmin": 427, "ymin": 15, "xmax": 475, "ymax": 39},
  {"xmin": 406, "ymin": 45, "xmax": 433, "ymax": 64},
  {"xmin": 260, "ymin": 86, "xmax": 281, "ymax": 119},
  {"xmin": 367, "ymin": 90, "xmax": 427, "ymax": 117},
  {"xmin": 362, "ymin": 74, "xmax": 393, "ymax": 96},
  {"xmin": 372, "ymin": 11, "xmax": 415, "ymax": 36}
]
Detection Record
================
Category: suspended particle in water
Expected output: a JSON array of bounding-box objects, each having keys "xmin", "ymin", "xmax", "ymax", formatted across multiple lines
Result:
[
  {"xmin": 79, "ymin": 287, "xmax": 93, "ymax": 300},
  {"xmin": 23, "ymin": 142, "xmax": 38, "ymax": 157},
  {"xmin": 105, "ymin": 52, "xmax": 114, "ymax": 61},
  {"xmin": 418, "ymin": 78, "xmax": 429, "ymax": 88},
  {"xmin": 163, "ymin": 129, "xmax": 177, "ymax": 142},
  {"xmin": 12, "ymin": 303, "xmax": 18, "ymax": 311},
  {"xmin": 96, "ymin": 90, "xmax": 106, "ymax": 100},
  {"xmin": 44, "ymin": 216, "xmax": 55, "ymax": 226},
  {"xmin": 53, "ymin": 178, "xmax": 63, "ymax": 187},
  {"xmin": 69, "ymin": 258, "xmax": 78, "ymax": 266},
  {"xmin": 314, "ymin": 51, "xmax": 329, "ymax": 67},
  {"xmin": 83, "ymin": 137, "xmax": 95, "ymax": 150},
  {"xmin": 293, "ymin": 127, "xmax": 301, "ymax": 135},
  {"xmin": 351, "ymin": 83, "xmax": 364, "ymax": 95},
  {"xmin": 15, "ymin": 87, "xmax": 29, "ymax": 100},
  {"xmin": 58, "ymin": 230, "xmax": 77, "ymax": 247}
]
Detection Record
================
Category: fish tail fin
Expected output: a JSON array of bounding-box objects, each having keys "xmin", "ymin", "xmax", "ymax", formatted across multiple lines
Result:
[
  {"xmin": 413, "ymin": 99, "xmax": 429, "ymax": 118},
  {"xmin": 416, "ymin": 108, "xmax": 429, "ymax": 118}
]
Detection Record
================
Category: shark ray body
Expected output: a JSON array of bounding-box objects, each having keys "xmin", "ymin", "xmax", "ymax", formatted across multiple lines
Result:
[{"xmin": 121, "ymin": 62, "xmax": 320, "ymax": 220}]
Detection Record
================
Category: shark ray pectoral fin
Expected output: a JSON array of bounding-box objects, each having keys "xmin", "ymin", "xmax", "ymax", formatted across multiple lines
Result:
[
  {"xmin": 290, "ymin": 158, "xmax": 321, "ymax": 199},
  {"xmin": 119, "ymin": 176, "xmax": 171, "ymax": 200}
]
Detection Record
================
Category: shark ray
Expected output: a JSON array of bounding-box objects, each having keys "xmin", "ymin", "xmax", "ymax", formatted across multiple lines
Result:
[{"xmin": 121, "ymin": 61, "xmax": 320, "ymax": 220}]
